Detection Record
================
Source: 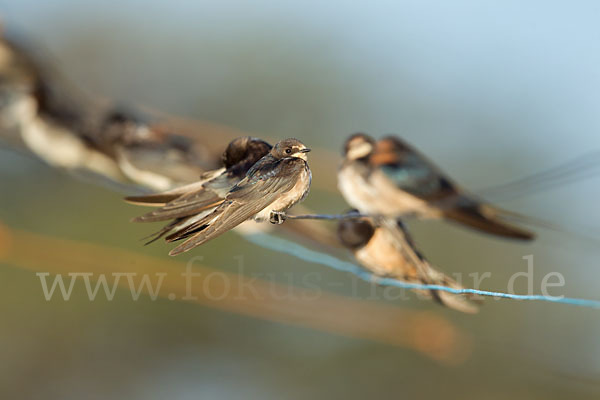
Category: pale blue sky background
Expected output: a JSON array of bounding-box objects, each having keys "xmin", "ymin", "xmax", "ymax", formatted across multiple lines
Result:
[{"xmin": 3, "ymin": 0, "xmax": 600, "ymax": 238}]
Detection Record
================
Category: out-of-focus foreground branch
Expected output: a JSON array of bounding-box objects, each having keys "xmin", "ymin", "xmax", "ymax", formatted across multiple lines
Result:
[{"xmin": 0, "ymin": 222, "xmax": 472, "ymax": 364}]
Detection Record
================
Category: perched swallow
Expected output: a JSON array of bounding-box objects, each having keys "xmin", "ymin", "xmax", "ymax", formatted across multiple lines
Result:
[
  {"xmin": 125, "ymin": 136, "xmax": 273, "ymax": 243},
  {"xmin": 97, "ymin": 108, "xmax": 221, "ymax": 188},
  {"xmin": 338, "ymin": 133, "xmax": 534, "ymax": 240},
  {"xmin": 164, "ymin": 138, "xmax": 312, "ymax": 255},
  {"xmin": 338, "ymin": 216, "xmax": 479, "ymax": 313},
  {"xmin": 0, "ymin": 35, "xmax": 220, "ymax": 190}
]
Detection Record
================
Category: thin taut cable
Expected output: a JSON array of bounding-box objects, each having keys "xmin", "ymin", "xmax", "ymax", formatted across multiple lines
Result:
[{"xmin": 245, "ymin": 233, "xmax": 600, "ymax": 309}]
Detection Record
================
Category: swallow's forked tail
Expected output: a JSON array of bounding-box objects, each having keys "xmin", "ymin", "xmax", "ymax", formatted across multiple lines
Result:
[
  {"xmin": 124, "ymin": 180, "xmax": 211, "ymax": 206},
  {"xmin": 444, "ymin": 197, "xmax": 535, "ymax": 241},
  {"xmin": 166, "ymin": 200, "xmax": 256, "ymax": 256}
]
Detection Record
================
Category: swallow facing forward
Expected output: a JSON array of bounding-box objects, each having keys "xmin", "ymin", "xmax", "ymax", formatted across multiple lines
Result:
[
  {"xmin": 125, "ymin": 136, "xmax": 272, "ymax": 244},
  {"xmin": 338, "ymin": 133, "xmax": 534, "ymax": 240},
  {"xmin": 338, "ymin": 216, "xmax": 479, "ymax": 313},
  {"xmin": 165, "ymin": 138, "xmax": 312, "ymax": 255}
]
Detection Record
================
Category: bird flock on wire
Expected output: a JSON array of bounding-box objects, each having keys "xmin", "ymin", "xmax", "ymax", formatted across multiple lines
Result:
[
  {"xmin": 3, "ymin": 31, "xmax": 594, "ymax": 313},
  {"xmin": 127, "ymin": 134, "xmax": 536, "ymax": 313}
]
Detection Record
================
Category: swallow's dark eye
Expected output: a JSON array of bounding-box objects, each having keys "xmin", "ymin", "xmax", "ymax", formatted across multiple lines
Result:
[{"xmin": 285, "ymin": 148, "xmax": 292, "ymax": 154}]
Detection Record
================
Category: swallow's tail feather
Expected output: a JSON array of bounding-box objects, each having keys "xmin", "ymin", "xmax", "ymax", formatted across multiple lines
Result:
[
  {"xmin": 124, "ymin": 180, "xmax": 211, "ymax": 206},
  {"xmin": 141, "ymin": 218, "xmax": 186, "ymax": 245},
  {"xmin": 141, "ymin": 208, "xmax": 217, "ymax": 245},
  {"xmin": 444, "ymin": 198, "xmax": 535, "ymax": 241},
  {"xmin": 167, "ymin": 198, "xmax": 270, "ymax": 256},
  {"xmin": 422, "ymin": 270, "xmax": 481, "ymax": 314},
  {"xmin": 125, "ymin": 193, "xmax": 182, "ymax": 206},
  {"xmin": 130, "ymin": 196, "xmax": 223, "ymax": 223}
]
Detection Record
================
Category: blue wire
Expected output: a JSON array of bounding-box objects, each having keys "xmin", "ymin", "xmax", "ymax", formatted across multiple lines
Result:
[{"xmin": 244, "ymin": 233, "xmax": 600, "ymax": 309}]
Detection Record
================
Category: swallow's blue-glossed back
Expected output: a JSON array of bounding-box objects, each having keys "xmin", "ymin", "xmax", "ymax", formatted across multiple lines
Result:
[{"xmin": 338, "ymin": 133, "xmax": 534, "ymax": 240}]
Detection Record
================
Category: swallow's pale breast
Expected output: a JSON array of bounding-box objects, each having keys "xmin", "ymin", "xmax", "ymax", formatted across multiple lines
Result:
[
  {"xmin": 337, "ymin": 217, "xmax": 479, "ymax": 313},
  {"xmin": 353, "ymin": 225, "xmax": 419, "ymax": 279}
]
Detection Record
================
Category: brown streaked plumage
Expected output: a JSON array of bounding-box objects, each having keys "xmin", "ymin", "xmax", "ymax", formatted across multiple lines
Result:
[
  {"xmin": 126, "ymin": 137, "xmax": 272, "ymax": 219},
  {"xmin": 166, "ymin": 138, "xmax": 312, "ymax": 255},
  {"xmin": 338, "ymin": 133, "xmax": 534, "ymax": 241},
  {"xmin": 125, "ymin": 136, "xmax": 272, "ymax": 244},
  {"xmin": 338, "ymin": 216, "xmax": 479, "ymax": 313}
]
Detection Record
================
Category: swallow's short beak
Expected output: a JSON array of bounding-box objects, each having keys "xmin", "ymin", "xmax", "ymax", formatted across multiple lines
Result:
[{"xmin": 300, "ymin": 148, "xmax": 311, "ymax": 153}]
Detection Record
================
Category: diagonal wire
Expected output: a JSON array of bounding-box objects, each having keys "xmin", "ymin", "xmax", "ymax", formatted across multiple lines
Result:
[{"xmin": 245, "ymin": 233, "xmax": 600, "ymax": 309}]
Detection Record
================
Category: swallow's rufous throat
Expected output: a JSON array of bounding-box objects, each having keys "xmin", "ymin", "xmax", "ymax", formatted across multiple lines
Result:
[
  {"xmin": 125, "ymin": 136, "xmax": 273, "ymax": 244},
  {"xmin": 162, "ymin": 138, "xmax": 311, "ymax": 255},
  {"xmin": 338, "ymin": 133, "xmax": 534, "ymax": 240},
  {"xmin": 338, "ymin": 216, "xmax": 479, "ymax": 313}
]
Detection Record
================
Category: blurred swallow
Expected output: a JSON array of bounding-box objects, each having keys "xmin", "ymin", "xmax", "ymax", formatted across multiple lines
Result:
[
  {"xmin": 125, "ymin": 136, "xmax": 273, "ymax": 243},
  {"xmin": 98, "ymin": 108, "xmax": 220, "ymax": 188},
  {"xmin": 165, "ymin": 138, "xmax": 312, "ymax": 255},
  {"xmin": 338, "ymin": 216, "xmax": 479, "ymax": 313},
  {"xmin": 0, "ymin": 35, "xmax": 220, "ymax": 189},
  {"xmin": 338, "ymin": 133, "xmax": 534, "ymax": 240}
]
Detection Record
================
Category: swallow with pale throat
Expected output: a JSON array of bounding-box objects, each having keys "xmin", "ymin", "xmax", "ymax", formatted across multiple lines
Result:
[
  {"xmin": 338, "ymin": 133, "xmax": 534, "ymax": 240},
  {"xmin": 125, "ymin": 136, "xmax": 273, "ymax": 244},
  {"xmin": 161, "ymin": 138, "xmax": 311, "ymax": 255},
  {"xmin": 338, "ymin": 216, "xmax": 479, "ymax": 313}
]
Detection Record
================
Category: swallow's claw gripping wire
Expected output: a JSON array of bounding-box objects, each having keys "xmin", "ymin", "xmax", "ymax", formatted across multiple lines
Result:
[{"xmin": 269, "ymin": 211, "xmax": 287, "ymax": 225}]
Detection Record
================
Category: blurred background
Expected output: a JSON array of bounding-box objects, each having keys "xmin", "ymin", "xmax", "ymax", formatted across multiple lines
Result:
[{"xmin": 1, "ymin": 0, "xmax": 600, "ymax": 398}]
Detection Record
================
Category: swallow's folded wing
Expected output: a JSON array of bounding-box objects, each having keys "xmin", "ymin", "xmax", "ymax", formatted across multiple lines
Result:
[
  {"xmin": 376, "ymin": 156, "xmax": 459, "ymax": 203},
  {"xmin": 369, "ymin": 137, "xmax": 461, "ymax": 204},
  {"xmin": 168, "ymin": 159, "xmax": 306, "ymax": 255}
]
